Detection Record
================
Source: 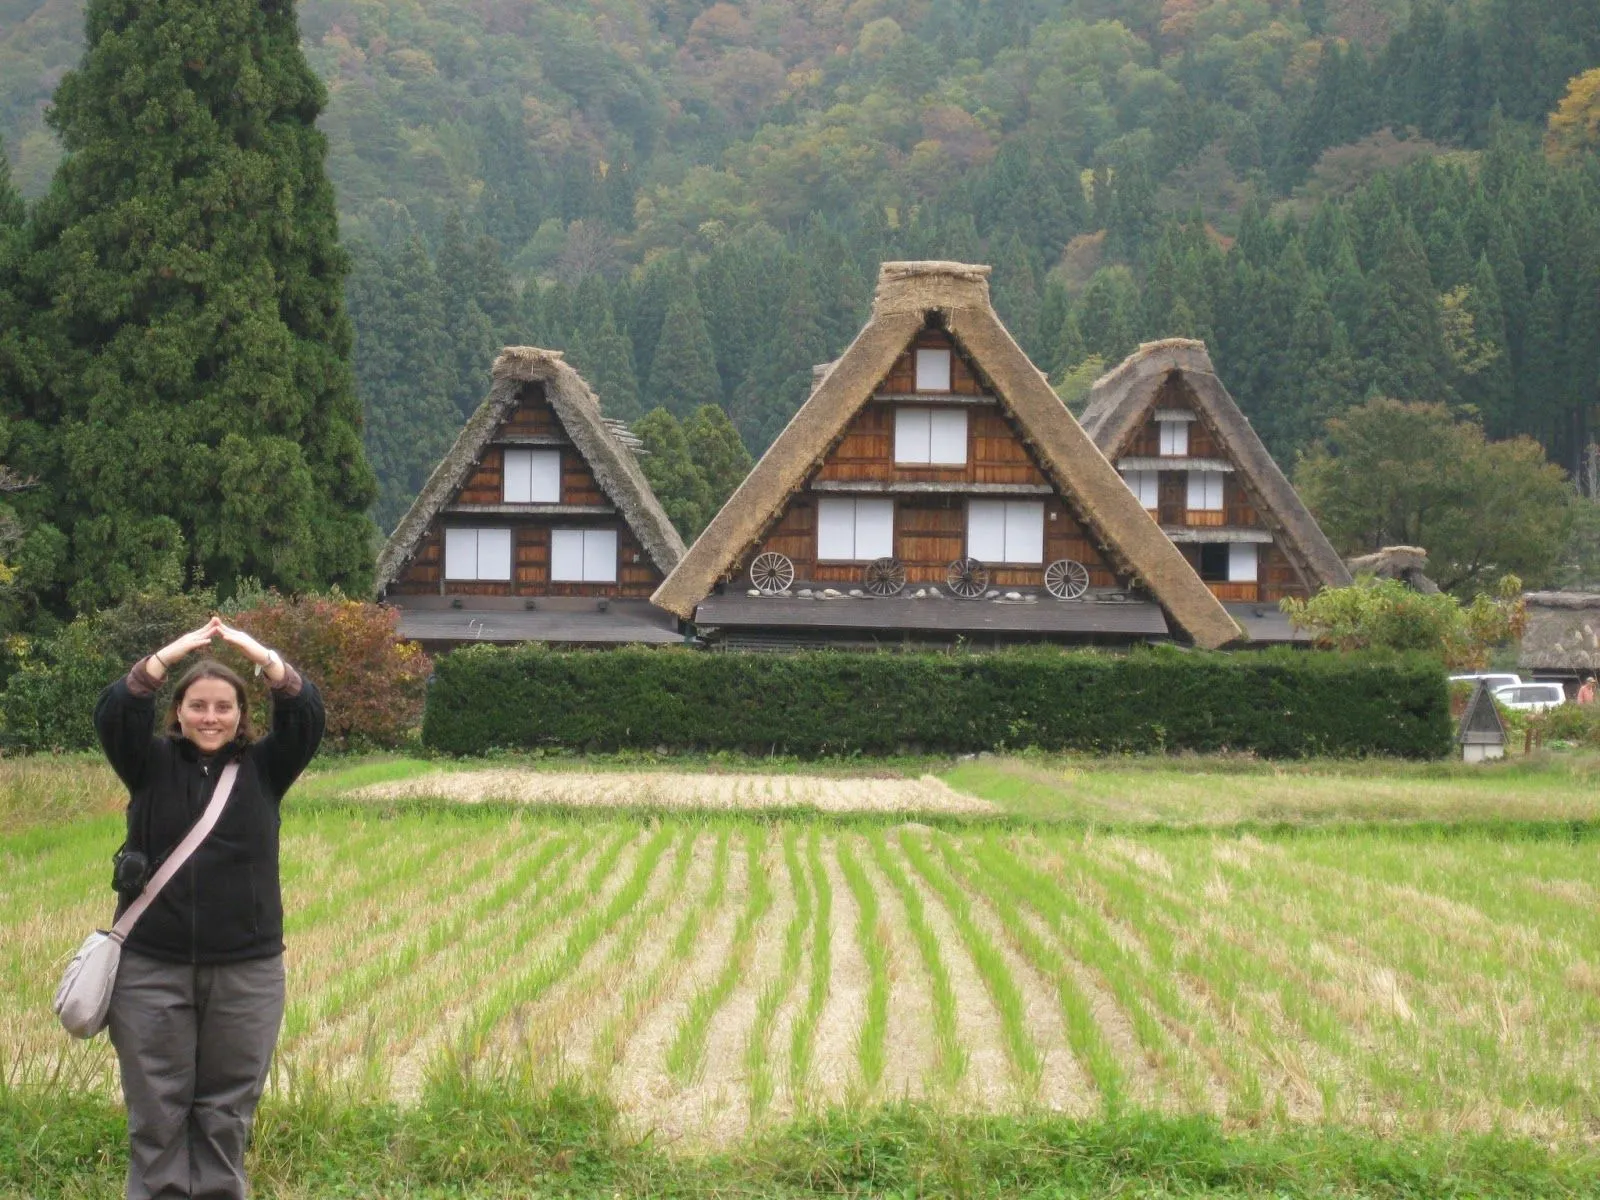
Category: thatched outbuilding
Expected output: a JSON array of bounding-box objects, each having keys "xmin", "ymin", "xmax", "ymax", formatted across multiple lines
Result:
[
  {"xmin": 1080, "ymin": 339, "xmax": 1350, "ymax": 642},
  {"xmin": 376, "ymin": 348, "xmax": 687, "ymax": 649},
  {"xmin": 653, "ymin": 262, "xmax": 1243, "ymax": 650},
  {"xmin": 1346, "ymin": 546, "xmax": 1440, "ymax": 594},
  {"xmin": 1518, "ymin": 591, "xmax": 1600, "ymax": 691}
]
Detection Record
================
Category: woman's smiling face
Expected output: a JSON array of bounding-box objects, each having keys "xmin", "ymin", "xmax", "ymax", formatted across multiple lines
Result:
[{"xmin": 178, "ymin": 678, "xmax": 241, "ymax": 752}]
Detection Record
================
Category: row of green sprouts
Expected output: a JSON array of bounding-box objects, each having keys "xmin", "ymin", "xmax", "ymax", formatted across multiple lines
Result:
[{"xmin": 5, "ymin": 817, "xmax": 1599, "ymax": 1141}]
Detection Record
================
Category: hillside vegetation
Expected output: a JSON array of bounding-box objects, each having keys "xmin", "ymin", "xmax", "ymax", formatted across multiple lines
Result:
[{"xmin": 2, "ymin": 0, "xmax": 1598, "ymax": 570}]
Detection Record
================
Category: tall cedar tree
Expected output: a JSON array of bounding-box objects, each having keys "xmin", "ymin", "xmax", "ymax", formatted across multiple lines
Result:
[
  {"xmin": 634, "ymin": 407, "xmax": 713, "ymax": 540},
  {"xmin": 28, "ymin": 0, "xmax": 375, "ymax": 608},
  {"xmin": 436, "ymin": 210, "xmax": 499, "ymax": 418},
  {"xmin": 348, "ymin": 226, "xmax": 456, "ymax": 534},
  {"xmin": 685, "ymin": 404, "xmax": 752, "ymax": 515},
  {"xmin": 646, "ymin": 281, "xmax": 720, "ymax": 420}
]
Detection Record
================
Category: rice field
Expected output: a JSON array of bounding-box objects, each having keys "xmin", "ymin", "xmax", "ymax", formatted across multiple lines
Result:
[{"xmin": 8, "ymin": 801, "xmax": 1600, "ymax": 1146}]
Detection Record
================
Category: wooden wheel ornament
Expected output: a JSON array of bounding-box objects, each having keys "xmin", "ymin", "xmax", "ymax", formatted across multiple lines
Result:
[
  {"xmin": 749, "ymin": 552, "xmax": 795, "ymax": 594},
  {"xmin": 863, "ymin": 557, "xmax": 907, "ymax": 597},
  {"xmin": 1044, "ymin": 558, "xmax": 1091, "ymax": 600},
  {"xmin": 945, "ymin": 557, "xmax": 989, "ymax": 600}
]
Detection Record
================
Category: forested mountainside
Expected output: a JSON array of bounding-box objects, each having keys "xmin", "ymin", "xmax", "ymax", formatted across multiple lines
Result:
[{"xmin": 3, "ymin": 0, "xmax": 1598, "ymax": 535}]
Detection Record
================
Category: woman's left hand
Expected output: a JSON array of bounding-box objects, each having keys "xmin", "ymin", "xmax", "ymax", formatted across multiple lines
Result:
[{"xmin": 216, "ymin": 622, "xmax": 284, "ymax": 683}]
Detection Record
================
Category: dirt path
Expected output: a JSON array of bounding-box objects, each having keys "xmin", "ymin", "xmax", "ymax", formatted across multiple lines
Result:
[
  {"xmin": 807, "ymin": 841, "xmax": 868, "ymax": 1105},
  {"xmin": 353, "ymin": 770, "xmax": 996, "ymax": 815}
]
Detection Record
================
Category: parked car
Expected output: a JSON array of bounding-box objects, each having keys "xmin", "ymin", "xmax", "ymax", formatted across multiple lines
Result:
[
  {"xmin": 1448, "ymin": 672, "xmax": 1522, "ymax": 692},
  {"xmin": 1492, "ymin": 682, "xmax": 1567, "ymax": 712}
]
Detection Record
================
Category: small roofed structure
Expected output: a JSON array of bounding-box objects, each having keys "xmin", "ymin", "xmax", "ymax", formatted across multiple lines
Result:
[
  {"xmin": 652, "ymin": 262, "xmax": 1243, "ymax": 650},
  {"xmin": 376, "ymin": 348, "xmax": 687, "ymax": 650},
  {"xmin": 1346, "ymin": 546, "xmax": 1440, "ymax": 594},
  {"xmin": 1081, "ymin": 339, "xmax": 1350, "ymax": 643},
  {"xmin": 1456, "ymin": 680, "xmax": 1508, "ymax": 762},
  {"xmin": 1518, "ymin": 591, "xmax": 1600, "ymax": 692}
]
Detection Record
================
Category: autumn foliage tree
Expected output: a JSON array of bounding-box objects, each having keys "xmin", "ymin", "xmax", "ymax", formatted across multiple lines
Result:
[
  {"xmin": 228, "ymin": 592, "xmax": 430, "ymax": 750},
  {"xmin": 1546, "ymin": 68, "xmax": 1600, "ymax": 162}
]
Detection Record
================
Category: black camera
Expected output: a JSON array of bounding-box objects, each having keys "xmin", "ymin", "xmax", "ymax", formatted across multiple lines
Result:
[{"xmin": 112, "ymin": 846, "xmax": 151, "ymax": 895}]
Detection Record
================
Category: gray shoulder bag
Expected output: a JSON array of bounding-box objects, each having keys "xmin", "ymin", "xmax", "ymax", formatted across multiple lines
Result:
[{"xmin": 53, "ymin": 761, "xmax": 241, "ymax": 1038}]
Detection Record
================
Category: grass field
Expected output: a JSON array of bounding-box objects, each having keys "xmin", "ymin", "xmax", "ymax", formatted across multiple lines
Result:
[{"xmin": 5, "ymin": 754, "xmax": 1600, "ymax": 1195}]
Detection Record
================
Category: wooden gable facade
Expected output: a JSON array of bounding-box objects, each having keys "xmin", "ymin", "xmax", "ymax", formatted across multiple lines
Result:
[
  {"xmin": 376, "ymin": 348, "xmax": 687, "ymax": 649},
  {"xmin": 1104, "ymin": 374, "xmax": 1307, "ymax": 604},
  {"xmin": 748, "ymin": 328, "xmax": 1129, "ymax": 597},
  {"xmin": 386, "ymin": 382, "xmax": 662, "ymax": 601},
  {"xmin": 656, "ymin": 263, "xmax": 1243, "ymax": 651},
  {"xmin": 1081, "ymin": 340, "xmax": 1351, "ymax": 635}
]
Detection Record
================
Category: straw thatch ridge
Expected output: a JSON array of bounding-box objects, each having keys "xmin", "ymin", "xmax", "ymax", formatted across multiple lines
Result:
[
  {"xmin": 652, "ymin": 263, "xmax": 1243, "ymax": 649},
  {"xmin": 1081, "ymin": 339, "xmax": 1352, "ymax": 592},
  {"xmin": 375, "ymin": 347, "xmax": 687, "ymax": 596},
  {"xmin": 1518, "ymin": 592, "xmax": 1600, "ymax": 672}
]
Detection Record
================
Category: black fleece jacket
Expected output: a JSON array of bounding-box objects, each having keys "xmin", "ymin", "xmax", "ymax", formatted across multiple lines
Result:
[{"xmin": 93, "ymin": 659, "xmax": 325, "ymax": 964}]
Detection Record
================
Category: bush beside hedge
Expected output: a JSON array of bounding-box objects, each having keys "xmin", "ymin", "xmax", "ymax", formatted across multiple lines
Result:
[{"xmin": 422, "ymin": 645, "xmax": 1453, "ymax": 759}]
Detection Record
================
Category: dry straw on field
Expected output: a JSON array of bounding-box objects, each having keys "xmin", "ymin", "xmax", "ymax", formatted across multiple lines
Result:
[{"xmin": 350, "ymin": 769, "xmax": 997, "ymax": 815}]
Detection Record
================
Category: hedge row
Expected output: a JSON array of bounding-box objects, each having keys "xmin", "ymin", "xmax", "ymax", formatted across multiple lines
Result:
[{"xmin": 422, "ymin": 645, "xmax": 1453, "ymax": 759}]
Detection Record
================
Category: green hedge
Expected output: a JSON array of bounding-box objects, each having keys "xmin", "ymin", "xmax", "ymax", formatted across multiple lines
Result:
[{"xmin": 422, "ymin": 645, "xmax": 1453, "ymax": 760}]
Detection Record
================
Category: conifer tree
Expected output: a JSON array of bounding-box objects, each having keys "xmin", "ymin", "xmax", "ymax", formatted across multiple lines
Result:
[
  {"xmin": 573, "ymin": 307, "xmax": 641, "ymax": 421},
  {"xmin": 992, "ymin": 233, "xmax": 1041, "ymax": 356},
  {"xmin": 685, "ymin": 404, "xmax": 752, "ymax": 514},
  {"xmin": 1518, "ymin": 268, "xmax": 1563, "ymax": 443},
  {"xmin": 1358, "ymin": 214, "xmax": 1452, "ymax": 401},
  {"xmin": 0, "ymin": 136, "xmax": 21, "ymax": 231},
  {"xmin": 28, "ymin": 0, "xmax": 376, "ymax": 606},
  {"xmin": 738, "ymin": 268, "xmax": 828, "ymax": 451},
  {"xmin": 634, "ymin": 407, "xmax": 713, "ymax": 540},
  {"xmin": 646, "ymin": 282, "xmax": 720, "ymax": 420},
  {"xmin": 437, "ymin": 210, "xmax": 498, "ymax": 417},
  {"xmin": 629, "ymin": 252, "xmax": 688, "ymax": 386},
  {"xmin": 349, "ymin": 227, "xmax": 456, "ymax": 533},
  {"xmin": 1459, "ymin": 254, "xmax": 1515, "ymax": 434}
]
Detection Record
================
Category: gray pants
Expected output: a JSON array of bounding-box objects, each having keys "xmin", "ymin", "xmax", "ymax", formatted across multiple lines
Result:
[{"xmin": 108, "ymin": 951, "xmax": 285, "ymax": 1200}]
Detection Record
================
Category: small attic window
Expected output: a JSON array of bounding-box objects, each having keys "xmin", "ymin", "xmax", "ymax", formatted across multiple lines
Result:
[
  {"xmin": 915, "ymin": 348, "xmax": 952, "ymax": 392},
  {"xmin": 1158, "ymin": 420, "xmax": 1188, "ymax": 456}
]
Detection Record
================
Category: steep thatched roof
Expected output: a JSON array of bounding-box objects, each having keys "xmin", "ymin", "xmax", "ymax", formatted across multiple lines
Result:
[
  {"xmin": 375, "ymin": 347, "xmax": 687, "ymax": 596},
  {"xmin": 1518, "ymin": 591, "xmax": 1600, "ymax": 672},
  {"xmin": 1346, "ymin": 546, "xmax": 1440, "ymax": 594},
  {"xmin": 1081, "ymin": 339, "xmax": 1352, "ymax": 592},
  {"xmin": 652, "ymin": 262, "xmax": 1242, "ymax": 649}
]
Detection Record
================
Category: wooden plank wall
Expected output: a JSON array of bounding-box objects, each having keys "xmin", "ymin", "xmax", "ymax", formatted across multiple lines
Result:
[{"xmin": 387, "ymin": 384, "xmax": 662, "ymax": 599}]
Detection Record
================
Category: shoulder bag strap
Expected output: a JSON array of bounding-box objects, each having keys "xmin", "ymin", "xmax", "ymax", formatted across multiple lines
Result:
[{"xmin": 109, "ymin": 761, "xmax": 241, "ymax": 942}]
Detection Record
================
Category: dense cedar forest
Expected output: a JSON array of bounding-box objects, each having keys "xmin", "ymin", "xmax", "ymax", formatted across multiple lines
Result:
[{"xmin": 2, "ymin": 0, "xmax": 1598, "ymax": 559}]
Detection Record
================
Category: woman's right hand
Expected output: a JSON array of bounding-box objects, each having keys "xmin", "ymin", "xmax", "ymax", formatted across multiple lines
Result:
[{"xmin": 147, "ymin": 616, "xmax": 224, "ymax": 680}]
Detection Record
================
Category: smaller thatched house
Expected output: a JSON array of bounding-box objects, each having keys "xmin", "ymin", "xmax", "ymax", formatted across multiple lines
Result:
[
  {"xmin": 652, "ymin": 262, "xmax": 1243, "ymax": 650},
  {"xmin": 1518, "ymin": 592, "xmax": 1600, "ymax": 694},
  {"xmin": 376, "ymin": 348, "xmax": 687, "ymax": 650},
  {"xmin": 1081, "ymin": 339, "xmax": 1351, "ymax": 642}
]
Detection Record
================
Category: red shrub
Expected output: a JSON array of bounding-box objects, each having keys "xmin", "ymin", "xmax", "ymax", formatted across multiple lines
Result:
[{"xmin": 229, "ymin": 593, "xmax": 430, "ymax": 751}]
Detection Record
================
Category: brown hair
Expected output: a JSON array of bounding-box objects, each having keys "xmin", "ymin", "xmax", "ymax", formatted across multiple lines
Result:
[{"xmin": 166, "ymin": 660, "xmax": 255, "ymax": 743}]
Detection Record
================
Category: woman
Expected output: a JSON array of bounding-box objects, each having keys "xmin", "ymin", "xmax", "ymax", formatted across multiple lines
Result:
[{"xmin": 93, "ymin": 615, "xmax": 324, "ymax": 1200}]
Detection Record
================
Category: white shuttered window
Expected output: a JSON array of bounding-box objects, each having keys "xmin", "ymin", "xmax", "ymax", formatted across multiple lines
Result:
[
  {"xmin": 966, "ymin": 500, "xmax": 1045, "ymax": 564},
  {"xmin": 915, "ymin": 348, "xmax": 952, "ymax": 392},
  {"xmin": 1228, "ymin": 543, "xmax": 1258, "ymax": 582},
  {"xmin": 894, "ymin": 407, "xmax": 967, "ymax": 464},
  {"xmin": 550, "ymin": 529, "xmax": 618, "ymax": 582},
  {"xmin": 1121, "ymin": 468, "xmax": 1159, "ymax": 508},
  {"xmin": 444, "ymin": 528, "xmax": 513, "ymax": 581},
  {"xmin": 816, "ymin": 498, "xmax": 894, "ymax": 561},
  {"xmin": 1186, "ymin": 470, "xmax": 1224, "ymax": 510},
  {"xmin": 1158, "ymin": 420, "xmax": 1189, "ymax": 456},
  {"xmin": 503, "ymin": 450, "xmax": 562, "ymax": 503}
]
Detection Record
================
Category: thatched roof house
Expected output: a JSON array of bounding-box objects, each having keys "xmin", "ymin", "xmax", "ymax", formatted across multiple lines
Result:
[
  {"xmin": 377, "ymin": 348, "xmax": 686, "ymax": 648},
  {"xmin": 1081, "ymin": 339, "xmax": 1350, "ymax": 641},
  {"xmin": 1518, "ymin": 591, "xmax": 1600, "ymax": 685},
  {"xmin": 653, "ymin": 262, "xmax": 1242, "ymax": 650}
]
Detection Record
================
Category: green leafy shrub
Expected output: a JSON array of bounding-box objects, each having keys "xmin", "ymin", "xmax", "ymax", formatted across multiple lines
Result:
[
  {"xmin": 0, "ymin": 590, "xmax": 216, "ymax": 752},
  {"xmin": 1281, "ymin": 576, "xmax": 1526, "ymax": 669},
  {"xmin": 422, "ymin": 646, "xmax": 1451, "ymax": 760}
]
